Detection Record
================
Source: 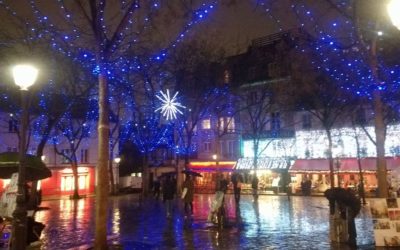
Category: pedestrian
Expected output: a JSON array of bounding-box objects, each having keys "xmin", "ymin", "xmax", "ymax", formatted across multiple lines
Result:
[
  {"xmin": 182, "ymin": 175, "xmax": 195, "ymax": 216},
  {"xmin": 162, "ymin": 175, "xmax": 175, "ymax": 218},
  {"xmin": 153, "ymin": 177, "xmax": 161, "ymax": 200},
  {"xmin": 232, "ymin": 173, "xmax": 242, "ymax": 203},
  {"xmin": 208, "ymin": 173, "xmax": 228, "ymax": 224},
  {"xmin": 252, "ymin": 175, "xmax": 259, "ymax": 202}
]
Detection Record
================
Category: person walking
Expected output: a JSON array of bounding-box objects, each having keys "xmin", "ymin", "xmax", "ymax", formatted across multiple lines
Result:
[
  {"xmin": 162, "ymin": 175, "xmax": 175, "ymax": 218},
  {"xmin": 182, "ymin": 175, "xmax": 195, "ymax": 217},
  {"xmin": 232, "ymin": 173, "xmax": 242, "ymax": 203},
  {"xmin": 153, "ymin": 177, "xmax": 161, "ymax": 200},
  {"xmin": 208, "ymin": 173, "xmax": 229, "ymax": 226}
]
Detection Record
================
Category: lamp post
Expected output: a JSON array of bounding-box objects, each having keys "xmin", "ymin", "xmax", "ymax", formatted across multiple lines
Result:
[
  {"xmin": 11, "ymin": 64, "xmax": 38, "ymax": 250},
  {"xmin": 388, "ymin": 0, "xmax": 400, "ymax": 30},
  {"xmin": 114, "ymin": 157, "xmax": 121, "ymax": 192}
]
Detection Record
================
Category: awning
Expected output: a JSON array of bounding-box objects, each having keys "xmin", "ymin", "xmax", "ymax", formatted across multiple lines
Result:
[
  {"xmin": 289, "ymin": 157, "xmax": 400, "ymax": 174},
  {"xmin": 188, "ymin": 161, "xmax": 236, "ymax": 172},
  {"xmin": 234, "ymin": 157, "xmax": 289, "ymax": 170},
  {"xmin": 339, "ymin": 157, "xmax": 400, "ymax": 172},
  {"xmin": 289, "ymin": 159, "xmax": 330, "ymax": 173}
]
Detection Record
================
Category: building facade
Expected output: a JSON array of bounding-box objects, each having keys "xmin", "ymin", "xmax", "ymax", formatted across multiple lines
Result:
[{"xmin": 0, "ymin": 111, "xmax": 119, "ymax": 198}]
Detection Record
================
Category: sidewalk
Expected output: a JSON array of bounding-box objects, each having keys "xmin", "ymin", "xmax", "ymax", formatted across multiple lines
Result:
[{"xmin": 32, "ymin": 193, "xmax": 375, "ymax": 249}]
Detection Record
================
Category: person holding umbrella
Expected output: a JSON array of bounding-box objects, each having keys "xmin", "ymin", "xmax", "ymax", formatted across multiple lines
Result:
[
  {"xmin": 181, "ymin": 174, "xmax": 195, "ymax": 217},
  {"xmin": 162, "ymin": 175, "xmax": 175, "ymax": 218}
]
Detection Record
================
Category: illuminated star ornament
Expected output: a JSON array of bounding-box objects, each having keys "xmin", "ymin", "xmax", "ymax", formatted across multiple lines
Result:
[{"xmin": 155, "ymin": 89, "xmax": 186, "ymax": 120}]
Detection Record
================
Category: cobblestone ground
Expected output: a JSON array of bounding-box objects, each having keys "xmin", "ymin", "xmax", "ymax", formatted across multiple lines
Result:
[{"xmin": 33, "ymin": 194, "xmax": 376, "ymax": 250}]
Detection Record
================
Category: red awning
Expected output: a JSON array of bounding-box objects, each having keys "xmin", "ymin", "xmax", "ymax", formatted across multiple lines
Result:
[
  {"xmin": 188, "ymin": 161, "xmax": 236, "ymax": 172},
  {"xmin": 339, "ymin": 157, "xmax": 400, "ymax": 172},
  {"xmin": 290, "ymin": 159, "xmax": 330, "ymax": 173},
  {"xmin": 289, "ymin": 157, "xmax": 400, "ymax": 173}
]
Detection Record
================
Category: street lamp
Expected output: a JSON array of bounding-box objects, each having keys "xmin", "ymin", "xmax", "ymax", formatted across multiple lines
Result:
[
  {"xmin": 212, "ymin": 154, "xmax": 217, "ymax": 161},
  {"xmin": 113, "ymin": 157, "xmax": 121, "ymax": 193},
  {"xmin": 11, "ymin": 64, "xmax": 38, "ymax": 250},
  {"xmin": 114, "ymin": 157, "xmax": 121, "ymax": 164},
  {"xmin": 388, "ymin": 0, "xmax": 400, "ymax": 30}
]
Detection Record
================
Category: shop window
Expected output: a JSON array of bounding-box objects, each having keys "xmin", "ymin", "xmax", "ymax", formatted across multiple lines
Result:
[
  {"xmin": 202, "ymin": 119, "xmax": 211, "ymax": 130},
  {"xmin": 61, "ymin": 175, "xmax": 88, "ymax": 191}
]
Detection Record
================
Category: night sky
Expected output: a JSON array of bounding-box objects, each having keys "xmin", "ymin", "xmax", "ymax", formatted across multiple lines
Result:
[{"xmin": 194, "ymin": 1, "xmax": 288, "ymax": 54}]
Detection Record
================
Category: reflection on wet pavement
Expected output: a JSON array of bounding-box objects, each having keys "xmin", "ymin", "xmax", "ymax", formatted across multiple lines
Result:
[{"xmin": 33, "ymin": 194, "xmax": 375, "ymax": 249}]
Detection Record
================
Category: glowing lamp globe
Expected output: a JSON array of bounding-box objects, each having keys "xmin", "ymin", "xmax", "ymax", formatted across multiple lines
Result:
[
  {"xmin": 12, "ymin": 64, "xmax": 38, "ymax": 90},
  {"xmin": 388, "ymin": 0, "xmax": 400, "ymax": 30}
]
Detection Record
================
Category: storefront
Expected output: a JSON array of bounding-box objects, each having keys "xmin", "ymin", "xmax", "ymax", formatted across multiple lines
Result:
[
  {"xmin": 40, "ymin": 166, "xmax": 96, "ymax": 197},
  {"xmin": 233, "ymin": 157, "xmax": 291, "ymax": 194},
  {"xmin": 188, "ymin": 161, "xmax": 236, "ymax": 193},
  {"xmin": 289, "ymin": 157, "xmax": 400, "ymax": 195}
]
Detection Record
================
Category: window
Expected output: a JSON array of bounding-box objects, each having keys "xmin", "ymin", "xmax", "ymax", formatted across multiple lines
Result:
[
  {"xmin": 61, "ymin": 175, "xmax": 88, "ymax": 191},
  {"xmin": 227, "ymin": 117, "xmax": 235, "ymax": 132},
  {"xmin": 202, "ymin": 119, "xmax": 211, "ymax": 129},
  {"xmin": 227, "ymin": 141, "xmax": 235, "ymax": 156},
  {"xmin": 302, "ymin": 114, "xmax": 312, "ymax": 129},
  {"xmin": 219, "ymin": 117, "xmax": 235, "ymax": 133},
  {"xmin": 80, "ymin": 149, "xmax": 89, "ymax": 163},
  {"xmin": 219, "ymin": 117, "xmax": 224, "ymax": 131},
  {"xmin": 204, "ymin": 142, "xmax": 211, "ymax": 152},
  {"xmin": 356, "ymin": 108, "xmax": 366, "ymax": 125},
  {"xmin": 8, "ymin": 118, "xmax": 18, "ymax": 133},
  {"xmin": 61, "ymin": 149, "xmax": 71, "ymax": 164},
  {"xmin": 271, "ymin": 112, "xmax": 281, "ymax": 130},
  {"xmin": 220, "ymin": 141, "xmax": 224, "ymax": 156}
]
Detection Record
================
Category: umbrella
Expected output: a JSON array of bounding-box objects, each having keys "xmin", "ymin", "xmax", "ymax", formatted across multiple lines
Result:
[
  {"xmin": 0, "ymin": 152, "xmax": 52, "ymax": 181},
  {"xmin": 181, "ymin": 169, "xmax": 203, "ymax": 177}
]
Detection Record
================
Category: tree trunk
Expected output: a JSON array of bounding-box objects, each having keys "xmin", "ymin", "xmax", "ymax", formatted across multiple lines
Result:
[
  {"xmin": 71, "ymin": 163, "xmax": 80, "ymax": 199},
  {"xmin": 370, "ymin": 35, "xmax": 388, "ymax": 198},
  {"xmin": 176, "ymin": 155, "xmax": 184, "ymax": 195},
  {"xmin": 374, "ymin": 90, "xmax": 388, "ymax": 198},
  {"xmin": 142, "ymin": 154, "xmax": 150, "ymax": 197},
  {"xmin": 94, "ymin": 72, "xmax": 110, "ymax": 250},
  {"xmin": 253, "ymin": 139, "xmax": 259, "ymax": 171},
  {"xmin": 326, "ymin": 130, "xmax": 335, "ymax": 188}
]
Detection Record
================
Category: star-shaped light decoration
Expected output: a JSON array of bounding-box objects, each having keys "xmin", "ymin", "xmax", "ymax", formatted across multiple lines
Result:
[{"xmin": 155, "ymin": 89, "xmax": 186, "ymax": 120}]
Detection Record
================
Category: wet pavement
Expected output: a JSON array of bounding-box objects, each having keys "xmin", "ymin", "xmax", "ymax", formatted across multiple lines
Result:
[{"xmin": 32, "ymin": 194, "xmax": 376, "ymax": 250}]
